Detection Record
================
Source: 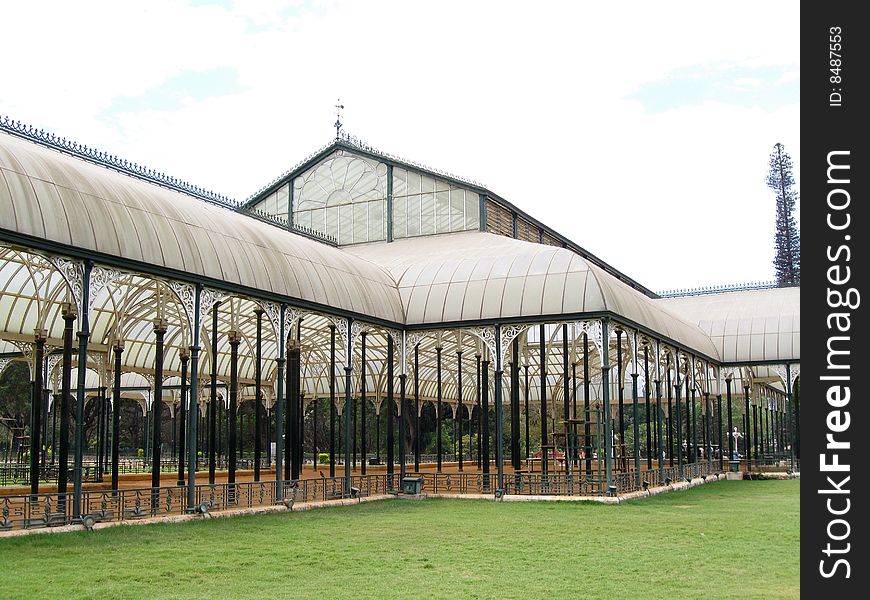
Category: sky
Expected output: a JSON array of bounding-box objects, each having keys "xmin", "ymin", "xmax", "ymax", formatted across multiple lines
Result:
[{"xmin": 0, "ymin": 0, "xmax": 799, "ymax": 293}]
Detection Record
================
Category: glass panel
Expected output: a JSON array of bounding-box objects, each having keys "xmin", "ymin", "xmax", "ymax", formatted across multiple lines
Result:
[
  {"xmin": 310, "ymin": 207, "xmax": 326, "ymax": 233},
  {"xmin": 276, "ymin": 184, "xmax": 290, "ymax": 217},
  {"xmin": 435, "ymin": 190, "xmax": 449, "ymax": 233},
  {"xmin": 420, "ymin": 192, "xmax": 435, "ymax": 235},
  {"xmin": 393, "ymin": 168, "xmax": 408, "ymax": 197},
  {"xmin": 467, "ymin": 196, "xmax": 478, "ymax": 229},
  {"xmin": 393, "ymin": 195, "xmax": 407, "ymax": 239},
  {"xmin": 450, "ymin": 187, "xmax": 465, "ymax": 231},
  {"xmin": 339, "ymin": 204, "xmax": 353, "ymax": 244},
  {"xmin": 326, "ymin": 206, "xmax": 339, "ymax": 240},
  {"xmin": 368, "ymin": 200, "xmax": 385, "ymax": 241},
  {"xmin": 421, "ymin": 173, "xmax": 435, "ymax": 194},
  {"xmin": 407, "ymin": 170, "xmax": 421, "ymax": 195},
  {"xmin": 407, "ymin": 195, "xmax": 421, "ymax": 237},
  {"xmin": 353, "ymin": 202, "xmax": 367, "ymax": 243}
]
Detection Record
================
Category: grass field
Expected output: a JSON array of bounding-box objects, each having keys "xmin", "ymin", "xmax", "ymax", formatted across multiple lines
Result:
[{"xmin": 0, "ymin": 479, "xmax": 799, "ymax": 599}]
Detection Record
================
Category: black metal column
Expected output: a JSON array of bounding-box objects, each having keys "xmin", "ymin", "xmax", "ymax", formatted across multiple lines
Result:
[
  {"xmin": 494, "ymin": 325, "xmax": 504, "ymax": 491},
  {"xmin": 674, "ymin": 356, "xmax": 683, "ymax": 480},
  {"xmin": 539, "ymin": 324, "xmax": 548, "ymax": 476},
  {"xmin": 716, "ymin": 392, "xmax": 723, "ymax": 469},
  {"xmin": 228, "ymin": 331, "xmax": 240, "ymax": 492},
  {"xmin": 209, "ymin": 302, "xmax": 219, "ymax": 484},
  {"xmin": 151, "ymin": 321, "xmax": 167, "ymax": 509},
  {"xmin": 436, "ymin": 344, "xmax": 442, "ymax": 472},
  {"xmin": 615, "ymin": 329, "xmax": 624, "ymax": 467},
  {"xmin": 600, "ymin": 319, "xmax": 613, "ymax": 493},
  {"xmin": 329, "ymin": 325, "xmax": 336, "ymax": 478},
  {"xmin": 481, "ymin": 354, "xmax": 490, "ymax": 480},
  {"xmin": 631, "ymin": 369, "xmax": 640, "ymax": 488},
  {"xmin": 386, "ymin": 334, "xmax": 395, "ymax": 475},
  {"xmin": 510, "ymin": 338, "xmax": 519, "ymax": 470},
  {"xmin": 524, "ymin": 363, "xmax": 530, "ymax": 460},
  {"xmin": 743, "ymin": 385, "xmax": 751, "ymax": 465},
  {"xmin": 583, "ymin": 333, "xmax": 591, "ymax": 477},
  {"xmin": 176, "ymin": 350, "xmax": 188, "ymax": 486},
  {"xmin": 726, "ymin": 377, "xmax": 734, "ymax": 460},
  {"xmin": 288, "ymin": 340, "xmax": 301, "ymax": 480},
  {"xmin": 414, "ymin": 344, "xmax": 420, "ymax": 472},
  {"xmin": 254, "ymin": 309, "xmax": 263, "ymax": 482},
  {"xmin": 399, "ymin": 372, "xmax": 407, "ymax": 478},
  {"xmin": 59, "ymin": 309, "xmax": 75, "ymax": 500},
  {"xmin": 643, "ymin": 346, "xmax": 652, "ymax": 470},
  {"xmin": 274, "ymin": 306, "xmax": 286, "ymax": 499},
  {"xmin": 666, "ymin": 362, "xmax": 674, "ymax": 467},
  {"xmin": 562, "ymin": 324, "xmax": 569, "ymax": 469},
  {"xmin": 360, "ymin": 332, "xmax": 367, "ymax": 475},
  {"xmin": 111, "ymin": 343, "xmax": 124, "ymax": 491},
  {"xmin": 29, "ymin": 332, "xmax": 46, "ymax": 495},
  {"xmin": 457, "ymin": 349, "xmax": 464, "ymax": 471}
]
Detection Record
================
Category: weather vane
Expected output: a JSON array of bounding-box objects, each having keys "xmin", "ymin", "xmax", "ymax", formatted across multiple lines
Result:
[{"xmin": 334, "ymin": 99, "xmax": 344, "ymax": 140}]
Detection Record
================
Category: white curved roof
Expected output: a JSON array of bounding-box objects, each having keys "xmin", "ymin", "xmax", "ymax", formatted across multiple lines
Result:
[
  {"xmin": 348, "ymin": 232, "xmax": 720, "ymax": 358},
  {"xmin": 0, "ymin": 131, "xmax": 404, "ymax": 323},
  {"xmin": 655, "ymin": 287, "xmax": 800, "ymax": 364}
]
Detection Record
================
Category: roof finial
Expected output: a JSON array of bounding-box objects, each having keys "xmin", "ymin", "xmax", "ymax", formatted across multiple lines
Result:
[{"xmin": 334, "ymin": 99, "xmax": 344, "ymax": 140}]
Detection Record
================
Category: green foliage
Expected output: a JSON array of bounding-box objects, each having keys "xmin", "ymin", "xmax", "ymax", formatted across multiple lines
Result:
[
  {"xmin": 0, "ymin": 480, "xmax": 799, "ymax": 599},
  {"xmin": 0, "ymin": 362, "xmax": 31, "ymax": 437},
  {"xmin": 767, "ymin": 142, "xmax": 800, "ymax": 285},
  {"xmin": 318, "ymin": 453, "xmax": 329, "ymax": 464},
  {"xmin": 136, "ymin": 448, "xmax": 144, "ymax": 458}
]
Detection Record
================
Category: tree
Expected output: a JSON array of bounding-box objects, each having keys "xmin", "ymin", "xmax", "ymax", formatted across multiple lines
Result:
[{"xmin": 767, "ymin": 143, "xmax": 800, "ymax": 285}]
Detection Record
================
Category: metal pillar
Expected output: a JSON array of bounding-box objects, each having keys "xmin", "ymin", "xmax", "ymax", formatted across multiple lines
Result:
[
  {"xmin": 457, "ymin": 349, "xmax": 464, "ymax": 471},
  {"xmin": 274, "ymin": 306, "xmax": 286, "ymax": 499},
  {"xmin": 386, "ymin": 333, "xmax": 395, "ymax": 475},
  {"xmin": 343, "ymin": 318, "xmax": 353, "ymax": 496},
  {"xmin": 583, "ymin": 333, "xmax": 591, "ymax": 477},
  {"xmin": 228, "ymin": 331, "xmax": 240, "ymax": 490},
  {"xmin": 743, "ymin": 385, "xmax": 751, "ymax": 466},
  {"xmin": 615, "ymin": 329, "xmax": 624, "ymax": 465},
  {"xmin": 600, "ymin": 319, "xmax": 613, "ymax": 493},
  {"xmin": 288, "ymin": 340, "xmax": 301, "ymax": 480},
  {"xmin": 185, "ymin": 285, "xmax": 202, "ymax": 510},
  {"xmin": 494, "ymin": 324, "xmax": 504, "ymax": 491},
  {"xmin": 510, "ymin": 338, "xmax": 520, "ymax": 470},
  {"xmin": 111, "ymin": 343, "xmax": 124, "ymax": 491},
  {"xmin": 643, "ymin": 346, "xmax": 652, "ymax": 470},
  {"xmin": 399, "ymin": 372, "xmax": 407, "ymax": 478},
  {"xmin": 481, "ymin": 354, "xmax": 490, "ymax": 480},
  {"xmin": 176, "ymin": 350, "xmax": 188, "ymax": 486},
  {"xmin": 524, "ymin": 363, "xmax": 530, "ymax": 460},
  {"xmin": 631, "ymin": 369, "xmax": 640, "ymax": 489},
  {"xmin": 151, "ymin": 321, "xmax": 167, "ymax": 504},
  {"xmin": 436, "ymin": 344, "xmax": 442, "ymax": 472},
  {"xmin": 360, "ymin": 332, "xmax": 367, "ymax": 475},
  {"xmin": 414, "ymin": 344, "xmax": 420, "ymax": 472},
  {"xmin": 539, "ymin": 324, "xmax": 548, "ymax": 476},
  {"xmin": 329, "ymin": 325, "xmax": 336, "ymax": 478},
  {"xmin": 209, "ymin": 302, "xmax": 219, "ymax": 484},
  {"xmin": 72, "ymin": 261, "xmax": 92, "ymax": 520},
  {"xmin": 29, "ymin": 331, "xmax": 46, "ymax": 495},
  {"xmin": 59, "ymin": 309, "xmax": 75, "ymax": 500},
  {"xmin": 674, "ymin": 356, "xmax": 683, "ymax": 479},
  {"xmin": 254, "ymin": 309, "xmax": 263, "ymax": 482}
]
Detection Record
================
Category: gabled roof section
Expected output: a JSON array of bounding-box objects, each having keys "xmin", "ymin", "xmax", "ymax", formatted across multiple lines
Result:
[{"xmin": 240, "ymin": 131, "xmax": 487, "ymax": 210}]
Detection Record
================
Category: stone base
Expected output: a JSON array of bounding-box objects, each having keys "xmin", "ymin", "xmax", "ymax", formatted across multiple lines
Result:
[{"xmin": 725, "ymin": 471, "xmax": 744, "ymax": 480}]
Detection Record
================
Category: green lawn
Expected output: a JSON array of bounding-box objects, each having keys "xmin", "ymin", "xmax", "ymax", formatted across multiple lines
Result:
[{"xmin": 0, "ymin": 479, "xmax": 799, "ymax": 599}]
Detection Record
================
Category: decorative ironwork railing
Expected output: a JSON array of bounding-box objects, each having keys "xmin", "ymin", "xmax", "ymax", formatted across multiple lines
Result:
[
  {"xmin": 0, "ymin": 115, "xmax": 238, "ymax": 208},
  {"xmin": 0, "ymin": 474, "xmax": 393, "ymax": 532},
  {"xmin": 656, "ymin": 280, "xmax": 787, "ymax": 298}
]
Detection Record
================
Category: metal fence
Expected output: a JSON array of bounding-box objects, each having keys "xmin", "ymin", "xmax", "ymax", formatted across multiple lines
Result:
[{"xmin": 0, "ymin": 474, "xmax": 395, "ymax": 532}]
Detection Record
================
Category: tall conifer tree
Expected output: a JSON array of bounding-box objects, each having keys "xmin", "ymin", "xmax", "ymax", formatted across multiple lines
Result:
[{"xmin": 767, "ymin": 143, "xmax": 800, "ymax": 285}]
